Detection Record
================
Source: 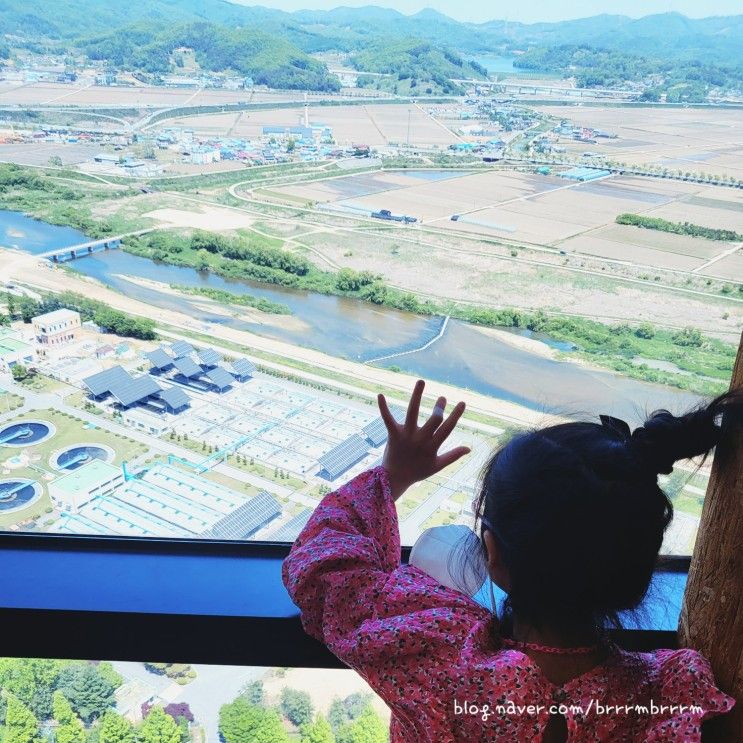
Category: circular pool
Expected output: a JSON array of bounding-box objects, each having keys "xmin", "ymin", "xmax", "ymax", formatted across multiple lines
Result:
[
  {"xmin": 0, "ymin": 479, "xmax": 42, "ymax": 512},
  {"xmin": 0, "ymin": 420, "xmax": 55, "ymax": 447},
  {"xmin": 52, "ymin": 444, "xmax": 114, "ymax": 471}
]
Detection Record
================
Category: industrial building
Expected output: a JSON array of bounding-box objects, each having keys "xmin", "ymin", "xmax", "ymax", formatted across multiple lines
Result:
[
  {"xmin": 318, "ymin": 434, "xmax": 370, "ymax": 481},
  {"xmin": 0, "ymin": 329, "xmax": 35, "ymax": 372},
  {"xmin": 52, "ymin": 462, "xmax": 281, "ymax": 539},
  {"xmin": 49, "ymin": 460, "xmax": 125, "ymax": 513},
  {"xmin": 32, "ymin": 308, "xmax": 81, "ymax": 347},
  {"xmin": 143, "ymin": 342, "xmax": 256, "ymax": 393},
  {"xmin": 82, "ymin": 365, "xmax": 191, "ymax": 413},
  {"xmin": 559, "ymin": 167, "xmax": 612, "ymax": 182}
]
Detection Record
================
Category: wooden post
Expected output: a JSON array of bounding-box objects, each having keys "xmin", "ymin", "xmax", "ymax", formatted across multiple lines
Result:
[{"xmin": 678, "ymin": 332, "xmax": 743, "ymax": 741}]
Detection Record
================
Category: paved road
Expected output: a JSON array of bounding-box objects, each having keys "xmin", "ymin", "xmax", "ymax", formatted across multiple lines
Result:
[{"xmin": 111, "ymin": 661, "xmax": 264, "ymax": 741}]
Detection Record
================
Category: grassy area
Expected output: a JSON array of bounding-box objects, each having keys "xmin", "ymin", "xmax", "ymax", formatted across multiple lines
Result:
[
  {"xmin": 0, "ymin": 392, "xmax": 24, "ymax": 414},
  {"xmin": 0, "ymin": 408, "xmax": 148, "ymax": 528},
  {"xmin": 17, "ymin": 373, "xmax": 74, "ymax": 395},
  {"xmin": 165, "ymin": 432, "xmax": 308, "ymax": 491},
  {"xmin": 170, "ymin": 284, "xmax": 291, "ymax": 315}
]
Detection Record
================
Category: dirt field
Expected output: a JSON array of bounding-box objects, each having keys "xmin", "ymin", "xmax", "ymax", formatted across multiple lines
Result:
[
  {"xmin": 168, "ymin": 103, "xmax": 460, "ymax": 146},
  {"xmin": 274, "ymin": 169, "xmax": 742, "ymax": 276},
  {"xmin": 533, "ymin": 105, "xmax": 743, "ymax": 180},
  {"xmin": 0, "ymin": 82, "xmax": 337, "ymax": 109},
  {"xmin": 141, "ymin": 205, "xmax": 255, "ymax": 230}
]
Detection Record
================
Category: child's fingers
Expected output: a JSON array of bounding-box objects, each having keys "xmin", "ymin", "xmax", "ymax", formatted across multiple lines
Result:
[
  {"xmin": 377, "ymin": 393, "xmax": 398, "ymax": 433},
  {"xmin": 432, "ymin": 401, "xmax": 466, "ymax": 447},
  {"xmin": 405, "ymin": 379, "xmax": 425, "ymax": 430},
  {"xmin": 420, "ymin": 396, "xmax": 446, "ymax": 435},
  {"xmin": 434, "ymin": 445, "xmax": 471, "ymax": 472}
]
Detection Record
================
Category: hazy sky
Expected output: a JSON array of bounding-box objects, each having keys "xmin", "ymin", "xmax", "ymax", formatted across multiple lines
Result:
[{"xmin": 237, "ymin": 0, "xmax": 740, "ymax": 23}]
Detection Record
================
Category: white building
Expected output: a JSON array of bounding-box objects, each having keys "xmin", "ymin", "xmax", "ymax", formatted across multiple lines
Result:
[
  {"xmin": 32, "ymin": 309, "xmax": 81, "ymax": 347},
  {"xmin": 48, "ymin": 460, "xmax": 124, "ymax": 513},
  {"xmin": 0, "ymin": 329, "xmax": 35, "ymax": 371}
]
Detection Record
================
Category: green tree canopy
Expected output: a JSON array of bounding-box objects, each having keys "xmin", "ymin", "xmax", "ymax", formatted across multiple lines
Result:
[
  {"xmin": 56, "ymin": 664, "xmax": 114, "ymax": 724},
  {"xmin": 335, "ymin": 707, "xmax": 387, "ymax": 743},
  {"xmin": 240, "ymin": 681, "xmax": 265, "ymax": 707},
  {"xmin": 4, "ymin": 694, "xmax": 41, "ymax": 743},
  {"xmin": 98, "ymin": 710, "xmax": 135, "ymax": 743},
  {"xmin": 219, "ymin": 699, "xmax": 290, "ymax": 743},
  {"xmin": 53, "ymin": 690, "xmax": 85, "ymax": 743},
  {"xmin": 301, "ymin": 714, "xmax": 335, "ymax": 743},
  {"xmin": 280, "ymin": 688, "xmax": 313, "ymax": 727},
  {"xmin": 327, "ymin": 694, "xmax": 372, "ymax": 733},
  {"xmin": 137, "ymin": 706, "xmax": 181, "ymax": 743}
]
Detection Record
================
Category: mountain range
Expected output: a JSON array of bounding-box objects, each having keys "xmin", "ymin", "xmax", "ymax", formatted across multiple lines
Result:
[{"xmin": 1, "ymin": 1, "xmax": 740, "ymax": 63}]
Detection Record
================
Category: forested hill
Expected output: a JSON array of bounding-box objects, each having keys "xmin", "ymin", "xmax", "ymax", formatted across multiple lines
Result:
[
  {"xmin": 351, "ymin": 40, "xmax": 488, "ymax": 95},
  {"xmin": 79, "ymin": 23, "xmax": 341, "ymax": 92},
  {"xmin": 2, "ymin": 1, "xmax": 740, "ymax": 65}
]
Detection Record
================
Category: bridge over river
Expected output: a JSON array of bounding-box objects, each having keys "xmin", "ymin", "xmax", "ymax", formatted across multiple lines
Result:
[{"xmin": 40, "ymin": 228, "xmax": 157, "ymax": 262}]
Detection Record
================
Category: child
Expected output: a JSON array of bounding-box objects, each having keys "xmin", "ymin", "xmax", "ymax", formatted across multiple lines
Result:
[{"xmin": 283, "ymin": 379, "xmax": 738, "ymax": 742}]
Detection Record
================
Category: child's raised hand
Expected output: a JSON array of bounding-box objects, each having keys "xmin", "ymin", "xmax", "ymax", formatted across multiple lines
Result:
[{"xmin": 378, "ymin": 379, "xmax": 471, "ymax": 501}]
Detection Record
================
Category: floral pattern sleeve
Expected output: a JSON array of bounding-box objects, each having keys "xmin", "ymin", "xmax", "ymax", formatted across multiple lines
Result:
[{"xmin": 282, "ymin": 466, "xmax": 489, "ymax": 734}]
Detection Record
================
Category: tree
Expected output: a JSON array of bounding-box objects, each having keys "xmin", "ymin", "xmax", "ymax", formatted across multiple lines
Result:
[
  {"xmin": 11, "ymin": 364, "xmax": 29, "ymax": 382},
  {"xmin": 4, "ymin": 694, "xmax": 41, "ymax": 743},
  {"xmin": 672, "ymin": 327, "xmax": 704, "ymax": 348},
  {"xmin": 219, "ymin": 699, "xmax": 290, "ymax": 743},
  {"xmin": 53, "ymin": 691, "xmax": 86, "ymax": 743},
  {"xmin": 280, "ymin": 688, "xmax": 313, "ymax": 727},
  {"xmin": 95, "ymin": 663, "xmax": 124, "ymax": 690},
  {"xmin": 137, "ymin": 706, "xmax": 181, "ymax": 743},
  {"xmin": 634, "ymin": 322, "xmax": 655, "ymax": 340},
  {"xmin": 98, "ymin": 711, "xmax": 135, "ymax": 743},
  {"xmin": 241, "ymin": 681, "xmax": 264, "ymax": 706},
  {"xmin": 48, "ymin": 155, "xmax": 64, "ymax": 167},
  {"xmin": 335, "ymin": 707, "xmax": 387, "ymax": 743},
  {"xmin": 328, "ymin": 695, "xmax": 372, "ymax": 733},
  {"xmin": 301, "ymin": 714, "xmax": 335, "ymax": 743},
  {"xmin": 56, "ymin": 664, "xmax": 114, "ymax": 724}
]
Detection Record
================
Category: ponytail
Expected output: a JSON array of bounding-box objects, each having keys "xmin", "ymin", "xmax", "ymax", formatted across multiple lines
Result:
[{"xmin": 631, "ymin": 390, "xmax": 743, "ymax": 475}]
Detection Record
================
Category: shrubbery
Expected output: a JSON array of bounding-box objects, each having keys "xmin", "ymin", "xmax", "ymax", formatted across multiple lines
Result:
[{"xmin": 616, "ymin": 213, "xmax": 741, "ymax": 242}]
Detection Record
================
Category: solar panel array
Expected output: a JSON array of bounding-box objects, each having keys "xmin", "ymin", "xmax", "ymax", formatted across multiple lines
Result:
[
  {"xmin": 173, "ymin": 356, "xmax": 203, "ymax": 379},
  {"xmin": 204, "ymin": 491, "xmax": 281, "ymax": 539},
  {"xmin": 144, "ymin": 348, "xmax": 174, "ymax": 370},
  {"xmin": 362, "ymin": 404, "xmax": 407, "ymax": 446},
  {"xmin": 318, "ymin": 434, "xmax": 370, "ymax": 480},
  {"xmin": 204, "ymin": 366, "xmax": 233, "ymax": 390},
  {"xmin": 82, "ymin": 365, "xmax": 130, "ymax": 397},
  {"xmin": 157, "ymin": 386, "xmax": 190, "ymax": 411},
  {"xmin": 197, "ymin": 348, "xmax": 222, "ymax": 367},
  {"xmin": 229, "ymin": 358, "xmax": 257, "ymax": 378},
  {"xmin": 108, "ymin": 375, "xmax": 162, "ymax": 407},
  {"xmin": 170, "ymin": 340, "xmax": 195, "ymax": 358},
  {"xmin": 269, "ymin": 508, "xmax": 312, "ymax": 542}
]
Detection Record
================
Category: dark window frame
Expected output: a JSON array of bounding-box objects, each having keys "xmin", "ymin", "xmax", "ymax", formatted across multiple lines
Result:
[{"xmin": 0, "ymin": 532, "xmax": 689, "ymax": 667}]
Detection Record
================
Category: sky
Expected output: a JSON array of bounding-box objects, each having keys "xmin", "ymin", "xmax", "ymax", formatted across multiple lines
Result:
[{"xmin": 235, "ymin": 0, "xmax": 740, "ymax": 23}]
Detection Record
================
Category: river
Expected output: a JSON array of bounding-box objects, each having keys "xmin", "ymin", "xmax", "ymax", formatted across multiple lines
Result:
[{"xmin": 1, "ymin": 209, "xmax": 702, "ymax": 421}]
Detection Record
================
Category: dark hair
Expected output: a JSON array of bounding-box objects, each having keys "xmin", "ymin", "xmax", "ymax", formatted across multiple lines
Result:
[{"xmin": 469, "ymin": 390, "xmax": 743, "ymax": 635}]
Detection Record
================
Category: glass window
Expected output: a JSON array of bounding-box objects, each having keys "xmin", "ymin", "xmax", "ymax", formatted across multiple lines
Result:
[{"xmin": 0, "ymin": 0, "xmax": 738, "ymax": 558}]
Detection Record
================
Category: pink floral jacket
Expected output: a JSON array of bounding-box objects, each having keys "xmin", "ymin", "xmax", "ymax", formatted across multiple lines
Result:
[{"xmin": 282, "ymin": 467, "xmax": 734, "ymax": 742}]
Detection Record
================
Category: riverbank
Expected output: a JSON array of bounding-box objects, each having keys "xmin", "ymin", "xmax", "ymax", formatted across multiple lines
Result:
[
  {"xmin": 121, "ymin": 231, "xmax": 734, "ymax": 397},
  {"xmin": 3, "ymin": 249, "xmax": 557, "ymax": 428},
  {"xmin": 109, "ymin": 275, "xmax": 306, "ymax": 330}
]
